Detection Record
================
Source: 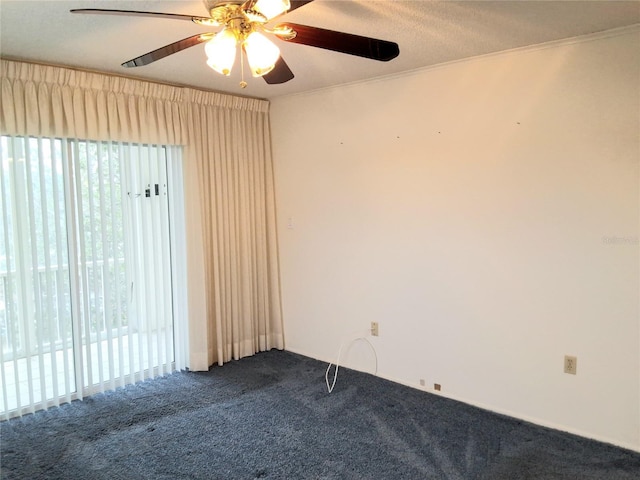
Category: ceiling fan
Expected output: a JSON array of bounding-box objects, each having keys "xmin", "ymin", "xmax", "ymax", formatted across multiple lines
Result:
[{"xmin": 71, "ymin": 0, "xmax": 400, "ymax": 88}]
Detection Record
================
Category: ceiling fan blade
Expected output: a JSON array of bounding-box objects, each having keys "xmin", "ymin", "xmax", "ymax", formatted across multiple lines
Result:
[
  {"xmin": 122, "ymin": 34, "xmax": 214, "ymax": 67},
  {"xmin": 289, "ymin": 1, "xmax": 315, "ymax": 13},
  {"xmin": 263, "ymin": 57, "xmax": 295, "ymax": 84},
  {"xmin": 70, "ymin": 9, "xmax": 213, "ymax": 24},
  {"xmin": 276, "ymin": 23, "xmax": 399, "ymax": 61}
]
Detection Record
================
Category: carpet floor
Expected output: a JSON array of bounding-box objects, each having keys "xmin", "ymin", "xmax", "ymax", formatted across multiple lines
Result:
[{"xmin": 1, "ymin": 350, "xmax": 639, "ymax": 479}]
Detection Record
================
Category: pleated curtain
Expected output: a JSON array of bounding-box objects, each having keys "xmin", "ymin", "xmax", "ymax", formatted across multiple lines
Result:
[{"xmin": 0, "ymin": 59, "xmax": 284, "ymax": 370}]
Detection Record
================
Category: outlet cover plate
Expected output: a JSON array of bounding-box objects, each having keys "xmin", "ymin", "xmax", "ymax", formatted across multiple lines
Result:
[
  {"xmin": 564, "ymin": 355, "xmax": 577, "ymax": 375},
  {"xmin": 371, "ymin": 322, "xmax": 379, "ymax": 336}
]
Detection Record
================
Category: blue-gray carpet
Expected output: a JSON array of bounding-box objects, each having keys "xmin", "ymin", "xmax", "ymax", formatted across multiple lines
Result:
[{"xmin": 1, "ymin": 350, "xmax": 639, "ymax": 479}]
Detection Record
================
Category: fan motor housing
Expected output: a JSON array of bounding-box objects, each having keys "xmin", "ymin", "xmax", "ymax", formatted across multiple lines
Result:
[{"xmin": 204, "ymin": 0, "xmax": 244, "ymax": 14}]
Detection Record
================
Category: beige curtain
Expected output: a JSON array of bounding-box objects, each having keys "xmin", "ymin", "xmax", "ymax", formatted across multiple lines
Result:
[{"xmin": 0, "ymin": 59, "xmax": 284, "ymax": 369}]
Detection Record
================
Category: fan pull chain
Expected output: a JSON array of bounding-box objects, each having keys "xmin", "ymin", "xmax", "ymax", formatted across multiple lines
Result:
[{"xmin": 239, "ymin": 46, "xmax": 247, "ymax": 89}]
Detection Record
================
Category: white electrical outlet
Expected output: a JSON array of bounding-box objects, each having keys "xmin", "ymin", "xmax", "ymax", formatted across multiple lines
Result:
[
  {"xmin": 564, "ymin": 355, "xmax": 577, "ymax": 375},
  {"xmin": 371, "ymin": 322, "xmax": 379, "ymax": 336}
]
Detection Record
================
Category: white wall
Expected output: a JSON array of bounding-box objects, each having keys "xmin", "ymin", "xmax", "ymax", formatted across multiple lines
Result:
[{"xmin": 270, "ymin": 27, "xmax": 640, "ymax": 451}]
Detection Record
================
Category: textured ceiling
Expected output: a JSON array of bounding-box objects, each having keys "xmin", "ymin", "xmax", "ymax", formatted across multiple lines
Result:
[{"xmin": 1, "ymin": 0, "xmax": 639, "ymax": 100}]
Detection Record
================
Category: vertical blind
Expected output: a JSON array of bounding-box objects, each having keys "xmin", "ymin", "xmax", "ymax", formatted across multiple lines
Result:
[{"xmin": 0, "ymin": 135, "xmax": 181, "ymax": 419}]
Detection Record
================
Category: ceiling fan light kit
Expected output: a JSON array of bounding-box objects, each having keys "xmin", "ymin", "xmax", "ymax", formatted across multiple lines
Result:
[
  {"xmin": 202, "ymin": 0, "xmax": 288, "ymax": 81},
  {"xmin": 243, "ymin": 30, "xmax": 282, "ymax": 76},
  {"xmin": 245, "ymin": 0, "xmax": 290, "ymax": 21},
  {"xmin": 204, "ymin": 28, "xmax": 237, "ymax": 75},
  {"xmin": 71, "ymin": 0, "xmax": 400, "ymax": 89}
]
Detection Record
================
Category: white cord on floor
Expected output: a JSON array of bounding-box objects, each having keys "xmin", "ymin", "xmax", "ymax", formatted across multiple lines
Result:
[{"xmin": 325, "ymin": 336, "xmax": 378, "ymax": 394}]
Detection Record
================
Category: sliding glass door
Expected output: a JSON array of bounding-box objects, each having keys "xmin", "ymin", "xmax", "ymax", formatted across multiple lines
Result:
[{"xmin": 0, "ymin": 136, "xmax": 180, "ymax": 419}]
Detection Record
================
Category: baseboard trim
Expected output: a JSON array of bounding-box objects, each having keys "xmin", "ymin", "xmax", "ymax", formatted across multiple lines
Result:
[{"xmin": 284, "ymin": 347, "xmax": 640, "ymax": 454}]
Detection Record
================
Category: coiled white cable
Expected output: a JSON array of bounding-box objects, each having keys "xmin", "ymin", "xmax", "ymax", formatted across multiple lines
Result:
[{"xmin": 325, "ymin": 336, "xmax": 378, "ymax": 393}]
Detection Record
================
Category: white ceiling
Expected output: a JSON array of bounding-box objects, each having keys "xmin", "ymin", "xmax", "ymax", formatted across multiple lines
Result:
[{"xmin": 1, "ymin": 0, "xmax": 639, "ymax": 100}]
